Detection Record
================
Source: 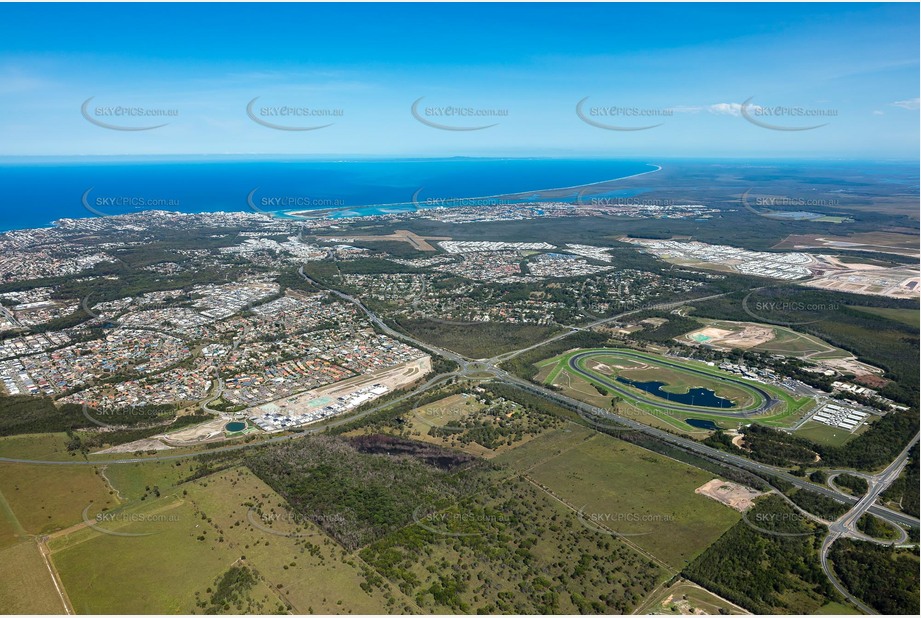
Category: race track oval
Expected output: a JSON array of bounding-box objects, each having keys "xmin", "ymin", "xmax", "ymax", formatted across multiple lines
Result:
[{"xmin": 567, "ymin": 350, "xmax": 778, "ymax": 417}]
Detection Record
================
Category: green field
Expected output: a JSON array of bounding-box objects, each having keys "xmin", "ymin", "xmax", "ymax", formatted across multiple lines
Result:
[
  {"xmin": 49, "ymin": 466, "xmax": 404, "ymax": 614},
  {"xmin": 0, "ymin": 541, "xmax": 67, "ymax": 613},
  {"xmin": 516, "ymin": 427, "xmax": 742, "ymax": 570},
  {"xmin": 847, "ymin": 305, "xmax": 920, "ymax": 328},
  {"xmin": 0, "ymin": 463, "xmax": 118, "ymax": 535},
  {"xmin": 795, "ymin": 421, "xmax": 864, "ymax": 448},
  {"xmin": 392, "ymin": 317, "xmax": 560, "ymax": 358},
  {"xmin": 0, "ymin": 432, "xmax": 79, "ymax": 461}
]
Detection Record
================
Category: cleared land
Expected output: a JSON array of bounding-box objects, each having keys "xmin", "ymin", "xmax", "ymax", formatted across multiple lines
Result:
[
  {"xmin": 512, "ymin": 426, "xmax": 741, "ymax": 570},
  {"xmin": 635, "ymin": 578, "xmax": 748, "ymax": 615},
  {"xmin": 0, "ymin": 463, "xmax": 117, "ymax": 535},
  {"xmin": 318, "ymin": 229, "xmax": 451, "ymax": 252},
  {"xmin": 695, "ymin": 479, "xmax": 764, "ymax": 512},
  {"xmin": 48, "ymin": 466, "xmax": 405, "ymax": 614},
  {"xmin": 680, "ymin": 319, "xmax": 852, "ymax": 361},
  {"xmin": 795, "ymin": 420, "xmax": 867, "ymax": 448},
  {"xmin": 773, "ymin": 232, "xmax": 919, "ymax": 258},
  {"xmin": 0, "ymin": 541, "xmax": 68, "ymax": 614}
]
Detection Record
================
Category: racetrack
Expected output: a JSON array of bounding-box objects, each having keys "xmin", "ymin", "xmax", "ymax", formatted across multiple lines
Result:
[{"xmin": 566, "ymin": 349, "xmax": 779, "ymax": 418}]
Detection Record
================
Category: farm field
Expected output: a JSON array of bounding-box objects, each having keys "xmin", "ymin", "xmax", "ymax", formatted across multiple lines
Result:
[
  {"xmin": 48, "ymin": 466, "xmax": 403, "ymax": 614},
  {"xmin": 0, "ymin": 432, "xmax": 80, "ymax": 461},
  {"xmin": 0, "ymin": 463, "xmax": 117, "ymax": 535},
  {"xmin": 99, "ymin": 460, "xmax": 198, "ymax": 502},
  {"xmin": 0, "ymin": 541, "xmax": 67, "ymax": 614},
  {"xmin": 509, "ymin": 427, "xmax": 742, "ymax": 569}
]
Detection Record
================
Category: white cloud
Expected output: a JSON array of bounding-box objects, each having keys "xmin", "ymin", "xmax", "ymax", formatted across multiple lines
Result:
[
  {"xmin": 891, "ymin": 97, "xmax": 920, "ymax": 110},
  {"xmin": 708, "ymin": 103, "xmax": 741, "ymax": 116},
  {"xmin": 872, "ymin": 110, "xmax": 885, "ymax": 116}
]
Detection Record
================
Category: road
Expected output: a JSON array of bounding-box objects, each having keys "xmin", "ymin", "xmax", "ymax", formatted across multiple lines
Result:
[
  {"xmin": 7, "ymin": 270, "xmax": 918, "ymax": 537},
  {"xmin": 5, "ymin": 264, "xmax": 918, "ymax": 613},
  {"xmin": 817, "ymin": 432, "xmax": 919, "ymax": 614},
  {"xmin": 489, "ymin": 290, "xmax": 742, "ymax": 365}
]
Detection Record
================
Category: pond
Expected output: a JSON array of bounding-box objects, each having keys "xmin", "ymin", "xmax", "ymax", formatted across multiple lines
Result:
[
  {"xmin": 685, "ymin": 418, "xmax": 720, "ymax": 430},
  {"xmin": 615, "ymin": 377, "xmax": 736, "ymax": 408},
  {"xmin": 225, "ymin": 421, "xmax": 246, "ymax": 433}
]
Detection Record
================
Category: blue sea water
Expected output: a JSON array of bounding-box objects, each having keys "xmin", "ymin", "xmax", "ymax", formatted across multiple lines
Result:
[{"xmin": 0, "ymin": 158, "xmax": 655, "ymax": 232}]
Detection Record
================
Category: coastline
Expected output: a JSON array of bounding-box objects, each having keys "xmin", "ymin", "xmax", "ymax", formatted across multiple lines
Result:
[
  {"xmin": 284, "ymin": 163, "xmax": 663, "ymax": 218},
  {"xmin": 1, "ymin": 159, "xmax": 660, "ymax": 233}
]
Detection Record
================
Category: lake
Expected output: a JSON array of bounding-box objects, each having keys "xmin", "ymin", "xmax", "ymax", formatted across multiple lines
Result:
[{"xmin": 615, "ymin": 377, "xmax": 736, "ymax": 408}]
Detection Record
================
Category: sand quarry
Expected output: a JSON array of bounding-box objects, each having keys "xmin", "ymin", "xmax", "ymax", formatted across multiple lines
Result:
[
  {"xmin": 685, "ymin": 324, "xmax": 775, "ymax": 349},
  {"xmin": 695, "ymin": 479, "xmax": 764, "ymax": 512}
]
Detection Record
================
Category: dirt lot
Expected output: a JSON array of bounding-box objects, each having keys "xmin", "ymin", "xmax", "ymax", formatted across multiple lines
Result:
[
  {"xmin": 773, "ymin": 232, "xmax": 919, "ymax": 258},
  {"xmin": 685, "ymin": 324, "xmax": 775, "ymax": 349},
  {"xmin": 695, "ymin": 479, "xmax": 764, "ymax": 512}
]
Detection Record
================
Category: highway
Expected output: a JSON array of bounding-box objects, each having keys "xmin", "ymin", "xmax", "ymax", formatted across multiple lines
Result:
[{"xmin": 818, "ymin": 432, "xmax": 919, "ymax": 615}]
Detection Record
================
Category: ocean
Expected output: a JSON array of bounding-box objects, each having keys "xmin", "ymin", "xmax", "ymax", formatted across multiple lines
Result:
[{"xmin": 0, "ymin": 158, "xmax": 656, "ymax": 232}]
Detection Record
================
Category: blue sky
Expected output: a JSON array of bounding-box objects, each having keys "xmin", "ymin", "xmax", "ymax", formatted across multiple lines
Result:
[{"xmin": 0, "ymin": 2, "xmax": 918, "ymax": 158}]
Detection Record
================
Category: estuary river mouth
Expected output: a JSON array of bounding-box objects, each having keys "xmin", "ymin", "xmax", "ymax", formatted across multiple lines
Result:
[{"xmin": 615, "ymin": 377, "xmax": 736, "ymax": 409}]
